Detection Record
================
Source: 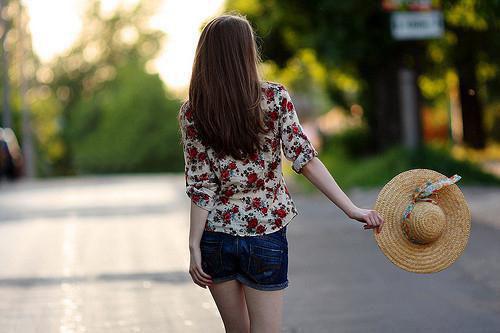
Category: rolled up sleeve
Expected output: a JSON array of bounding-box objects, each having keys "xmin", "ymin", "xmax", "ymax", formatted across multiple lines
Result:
[
  {"xmin": 179, "ymin": 103, "xmax": 219, "ymax": 211},
  {"xmin": 278, "ymin": 87, "xmax": 319, "ymax": 174}
]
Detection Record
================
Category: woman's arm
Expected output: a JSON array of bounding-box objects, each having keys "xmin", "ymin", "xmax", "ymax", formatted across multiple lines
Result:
[
  {"xmin": 188, "ymin": 201, "xmax": 210, "ymax": 249},
  {"xmin": 179, "ymin": 103, "xmax": 217, "ymax": 288},
  {"xmin": 300, "ymin": 156, "xmax": 384, "ymax": 231},
  {"xmin": 188, "ymin": 201, "xmax": 213, "ymax": 289},
  {"xmin": 274, "ymin": 85, "xmax": 383, "ymax": 231}
]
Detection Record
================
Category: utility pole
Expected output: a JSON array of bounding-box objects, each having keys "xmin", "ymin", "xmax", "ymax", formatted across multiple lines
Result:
[
  {"xmin": 19, "ymin": 3, "xmax": 35, "ymax": 177},
  {"xmin": 398, "ymin": 67, "xmax": 419, "ymax": 150},
  {"xmin": 386, "ymin": 1, "xmax": 444, "ymax": 151},
  {"xmin": 0, "ymin": 0, "xmax": 11, "ymax": 129}
]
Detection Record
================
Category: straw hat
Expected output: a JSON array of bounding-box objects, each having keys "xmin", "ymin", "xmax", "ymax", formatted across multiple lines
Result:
[{"xmin": 373, "ymin": 168, "xmax": 471, "ymax": 273}]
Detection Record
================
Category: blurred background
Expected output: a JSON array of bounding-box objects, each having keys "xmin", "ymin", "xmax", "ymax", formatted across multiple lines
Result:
[
  {"xmin": 0, "ymin": 0, "xmax": 499, "ymax": 332},
  {"xmin": 0, "ymin": 0, "xmax": 499, "ymax": 185}
]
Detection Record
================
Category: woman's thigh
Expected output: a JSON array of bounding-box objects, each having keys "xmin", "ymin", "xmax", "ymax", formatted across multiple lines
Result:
[
  {"xmin": 208, "ymin": 279, "xmax": 250, "ymax": 333},
  {"xmin": 242, "ymin": 285, "xmax": 284, "ymax": 333}
]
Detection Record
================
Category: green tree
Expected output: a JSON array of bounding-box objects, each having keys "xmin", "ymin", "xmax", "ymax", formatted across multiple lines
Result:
[
  {"xmin": 441, "ymin": 0, "xmax": 500, "ymax": 148},
  {"xmin": 47, "ymin": 0, "xmax": 182, "ymax": 174},
  {"xmin": 228, "ymin": 0, "xmax": 500, "ymax": 151},
  {"xmin": 69, "ymin": 63, "xmax": 182, "ymax": 173},
  {"xmin": 0, "ymin": 0, "xmax": 40, "ymax": 176},
  {"xmin": 227, "ymin": 0, "xmax": 418, "ymax": 151}
]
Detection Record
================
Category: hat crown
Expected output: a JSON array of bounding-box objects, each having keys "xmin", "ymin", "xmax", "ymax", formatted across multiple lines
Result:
[{"xmin": 406, "ymin": 201, "xmax": 446, "ymax": 244}]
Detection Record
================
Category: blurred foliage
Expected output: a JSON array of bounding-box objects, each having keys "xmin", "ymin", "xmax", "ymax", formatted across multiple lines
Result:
[
  {"xmin": 68, "ymin": 63, "xmax": 183, "ymax": 174},
  {"xmin": 451, "ymin": 141, "xmax": 500, "ymax": 163},
  {"xmin": 0, "ymin": 0, "xmax": 42, "ymax": 174},
  {"xmin": 227, "ymin": 0, "xmax": 401, "ymax": 144},
  {"xmin": 485, "ymin": 102, "xmax": 500, "ymax": 141},
  {"xmin": 229, "ymin": 0, "xmax": 500, "ymax": 150},
  {"xmin": 325, "ymin": 124, "xmax": 376, "ymax": 158},
  {"xmin": 2, "ymin": 0, "xmax": 498, "ymax": 179},
  {"xmin": 261, "ymin": 49, "xmax": 332, "ymax": 117},
  {"xmin": 422, "ymin": 0, "xmax": 500, "ymax": 143},
  {"xmin": 30, "ymin": 87, "xmax": 65, "ymax": 176},
  {"xmin": 228, "ymin": 0, "xmax": 395, "ymax": 114},
  {"xmin": 39, "ymin": 0, "xmax": 183, "ymax": 175},
  {"xmin": 297, "ymin": 128, "xmax": 500, "ymax": 192}
]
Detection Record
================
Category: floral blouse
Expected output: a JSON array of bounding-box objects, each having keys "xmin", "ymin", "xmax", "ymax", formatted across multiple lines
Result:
[{"xmin": 179, "ymin": 81, "xmax": 319, "ymax": 236}]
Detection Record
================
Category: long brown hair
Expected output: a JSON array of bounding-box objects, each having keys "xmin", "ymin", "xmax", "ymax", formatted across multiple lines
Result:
[{"xmin": 182, "ymin": 12, "xmax": 270, "ymax": 160}]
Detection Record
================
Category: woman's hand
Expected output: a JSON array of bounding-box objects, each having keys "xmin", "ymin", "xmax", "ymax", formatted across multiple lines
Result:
[
  {"xmin": 189, "ymin": 244, "xmax": 213, "ymax": 289},
  {"xmin": 348, "ymin": 206, "xmax": 384, "ymax": 233}
]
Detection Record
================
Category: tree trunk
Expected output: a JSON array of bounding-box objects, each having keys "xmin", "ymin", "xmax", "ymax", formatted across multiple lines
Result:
[
  {"xmin": 19, "ymin": 4, "xmax": 36, "ymax": 178},
  {"xmin": 455, "ymin": 30, "xmax": 486, "ymax": 149},
  {"xmin": 0, "ymin": 0, "xmax": 11, "ymax": 129},
  {"xmin": 363, "ymin": 41, "xmax": 425, "ymax": 153},
  {"xmin": 363, "ymin": 63, "xmax": 402, "ymax": 152},
  {"xmin": 456, "ymin": 62, "xmax": 486, "ymax": 149}
]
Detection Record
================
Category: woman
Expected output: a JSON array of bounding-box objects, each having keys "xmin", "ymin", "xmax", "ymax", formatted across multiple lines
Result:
[{"xmin": 178, "ymin": 13, "xmax": 384, "ymax": 333}]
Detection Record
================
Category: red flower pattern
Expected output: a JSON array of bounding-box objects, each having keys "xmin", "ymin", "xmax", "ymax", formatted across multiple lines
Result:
[
  {"xmin": 274, "ymin": 208, "xmax": 288, "ymax": 219},
  {"xmin": 180, "ymin": 81, "xmax": 318, "ymax": 236},
  {"xmin": 248, "ymin": 218, "xmax": 258, "ymax": 229},
  {"xmin": 247, "ymin": 172, "xmax": 258, "ymax": 184}
]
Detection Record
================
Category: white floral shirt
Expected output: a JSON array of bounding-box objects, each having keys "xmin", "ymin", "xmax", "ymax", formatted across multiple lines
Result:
[{"xmin": 179, "ymin": 81, "xmax": 319, "ymax": 236}]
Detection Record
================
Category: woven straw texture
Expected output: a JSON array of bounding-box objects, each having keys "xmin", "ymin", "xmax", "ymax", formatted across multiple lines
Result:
[{"xmin": 373, "ymin": 169, "xmax": 471, "ymax": 273}]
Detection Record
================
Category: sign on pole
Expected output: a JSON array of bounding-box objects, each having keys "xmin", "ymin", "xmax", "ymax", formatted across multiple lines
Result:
[
  {"xmin": 381, "ymin": 1, "xmax": 443, "ymax": 150},
  {"xmin": 382, "ymin": 0, "xmax": 444, "ymax": 41},
  {"xmin": 391, "ymin": 11, "xmax": 444, "ymax": 40},
  {"xmin": 382, "ymin": 0, "xmax": 435, "ymax": 12}
]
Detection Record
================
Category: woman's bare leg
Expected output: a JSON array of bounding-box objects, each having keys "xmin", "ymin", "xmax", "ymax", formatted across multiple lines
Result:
[
  {"xmin": 208, "ymin": 279, "xmax": 251, "ymax": 333},
  {"xmin": 242, "ymin": 285, "xmax": 284, "ymax": 333}
]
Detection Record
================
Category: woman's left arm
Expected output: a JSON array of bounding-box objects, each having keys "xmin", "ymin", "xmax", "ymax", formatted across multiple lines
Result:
[
  {"xmin": 188, "ymin": 201, "xmax": 213, "ymax": 289},
  {"xmin": 179, "ymin": 103, "xmax": 218, "ymax": 288},
  {"xmin": 188, "ymin": 201, "xmax": 209, "ymax": 249}
]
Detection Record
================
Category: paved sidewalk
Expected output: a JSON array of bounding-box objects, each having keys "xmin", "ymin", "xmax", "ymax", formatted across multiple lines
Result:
[{"xmin": 0, "ymin": 175, "xmax": 498, "ymax": 332}]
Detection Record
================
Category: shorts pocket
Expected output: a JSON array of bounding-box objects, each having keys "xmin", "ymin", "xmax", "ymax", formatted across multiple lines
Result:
[
  {"xmin": 200, "ymin": 239, "xmax": 223, "ymax": 276},
  {"xmin": 262, "ymin": 227, "xmax": 287, "ymax": 247},
  {"xmin": 247, "ymin": 243, "xmax": 285, "ymax": 284}
]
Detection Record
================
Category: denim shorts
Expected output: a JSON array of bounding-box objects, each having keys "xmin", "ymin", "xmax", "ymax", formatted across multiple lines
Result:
[{"xmin": 200, "ymin": 225, "xmax": 289, "ymax": 291}]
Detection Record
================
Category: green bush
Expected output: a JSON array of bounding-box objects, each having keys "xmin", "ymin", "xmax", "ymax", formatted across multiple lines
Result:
[
  {"xmin": 298, "ymin": 131, "xmax": 500, "ymax": 191},
  {"xmin": 321, "ymin": 124, "xmax": 376, "ymax": 158},
  {"xmin": 68, "ymin": 64, "xmax": 184, "ymax": 174}
]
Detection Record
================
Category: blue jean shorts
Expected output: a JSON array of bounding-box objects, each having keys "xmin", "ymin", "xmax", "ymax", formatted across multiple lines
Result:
[{"xmin": 200, "ymin": 225, "xmax": 289, "ymax": 291}]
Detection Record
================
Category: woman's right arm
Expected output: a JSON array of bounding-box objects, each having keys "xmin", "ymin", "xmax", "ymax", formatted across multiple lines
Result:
[
  {"xmin": 276, "ymin": 85, "xmax": 383, "ymax": 232},
  {"xmin": 300, "ymin": 157, "xmax": 384, "ymax": 231}
]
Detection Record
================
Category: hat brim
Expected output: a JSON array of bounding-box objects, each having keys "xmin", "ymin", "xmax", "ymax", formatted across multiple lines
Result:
[{"xmin": 373, "ymin": 169, "xmax": 471, "ymax": 273}]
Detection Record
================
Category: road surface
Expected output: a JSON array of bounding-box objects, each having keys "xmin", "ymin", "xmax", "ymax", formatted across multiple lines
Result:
[{"xmin": 0, "ymin": 175, "xmax": 499, "ymax": 332}]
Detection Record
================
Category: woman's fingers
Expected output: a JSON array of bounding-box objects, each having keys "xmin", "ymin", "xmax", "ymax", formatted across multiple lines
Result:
[
  {"xmin": 359, "ymin": 209, "xmax": 384, "ymax": 233},
  {"xmin": 192, "ymin": 266, "xmax": 213, "ymax": 285},
  {"xmin": 189, "ymin": 270, "xmax": 205, "ymax": 288},
  {"xmin": 371, "ymin": 212, "xmax": 384, "ymax": 233},
  {"xmin": 371, "ymin": 211, "xmax": 382, "ymax": 226},
  {"xmin": 197, "ymin": 266, "xmax": 213, "ymax": 280},
  {"xmin": 194, "ymin": 267, "xmax": 213, "ymax": 285},
  {"xmin": 377, "ymin": 213, "xmax": 384, "ymax": 227},
  {"xmin": 367, "ymin": 214, "xmax": 375, "ymax": 226},
  {"xmin": 189, "ymin": 267, "xmax": 209, "ymax": 288},
  {"xmin": 192, "ymin": 276, "xmax": 205, "ymax": 288}
]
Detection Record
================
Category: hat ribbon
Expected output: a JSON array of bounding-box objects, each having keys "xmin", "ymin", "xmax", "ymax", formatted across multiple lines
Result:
[{"xmin": 401, "ymin": 174, "xmax": 462, "ymax": 244}]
